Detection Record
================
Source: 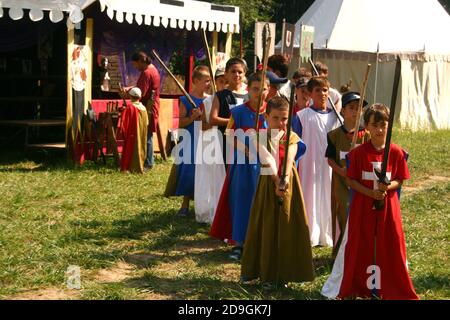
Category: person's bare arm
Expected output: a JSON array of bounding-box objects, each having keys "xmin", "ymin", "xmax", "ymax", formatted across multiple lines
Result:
[
  {"xmin": 378, "ymin": 180, "xmax": 403, "ymax": 192},
  {"xmin": 328, "ymin": 159, "xmax": 346, "ymax": 178},
  {"xmin": 201, "ymin": 109, "xmax": 213, "ymax": 131},
  {"xmin": 119, "ymin": 85, "xmax": 132, "ymax": 99},
  {"xmin": 346, "ymin": 178, "xmax": 386, "ymax": 201},
  {"xmin": 179, "ymin": 101, "xmax": 202, "ymax": 128},
  {"xmin": 209, "ymin": 95, "xmax": 230, "ymax": 127}
]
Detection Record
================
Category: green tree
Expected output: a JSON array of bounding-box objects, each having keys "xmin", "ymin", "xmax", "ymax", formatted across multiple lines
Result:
[{"xmin": 205, "ymin": 0, "xmax": 278, "ymax": 69}]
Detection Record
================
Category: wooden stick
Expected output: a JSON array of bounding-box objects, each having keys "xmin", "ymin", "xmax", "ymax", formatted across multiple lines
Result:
[
  {"xmin": 105, "ymin": 113, "xmax": 120, "ymax": 166},
  {"xmin": 351, "ymin": 64, "xmax": 372, "ymax": 150},
  {"xmin": 151, "ymin": 49, "xmax": 198, "ymax": 110},
  {"xmin": 254, "ymin": 23, "xmax": 271, "ymax": 130},
  {"xmin": 201, "ymin": 29, "xmax": 216, "ymax": 94},
  {"xmin": 239, "ymin": 12, "xmax": 244, "ymax": 59},
  {"xmin": 278, "ymin": 83, "xmax": 296, "ymax": 205}
]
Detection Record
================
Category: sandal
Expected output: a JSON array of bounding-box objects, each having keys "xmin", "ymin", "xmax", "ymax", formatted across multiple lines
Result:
[
  {"xmin": 176, "ymin": 208, "xmax": 189, "ymax": 217},
  {"xmin": 229, "ymin": 246, "xmax": 243, "ymax": 261}
]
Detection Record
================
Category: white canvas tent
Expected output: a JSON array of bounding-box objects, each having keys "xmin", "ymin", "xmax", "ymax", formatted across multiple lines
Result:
[
  {"xmin": 288, "ymin": 0, "xmax": 450, "ymax": 130},
  {"xmin": 96, "ymin": 0, "xmax": 240, "ymax": 33},
  {"xmin": 0, "ymin": 0, "xmax": 96, "ymax": 23},
  {"xmin": 0, "ymin": 0, "xmax": 240, "ymax": 33}
]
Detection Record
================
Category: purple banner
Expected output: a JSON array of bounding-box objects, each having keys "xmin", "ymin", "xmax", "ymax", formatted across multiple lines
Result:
[{"xmin": 93, "ymin": 11, "xmax": 204, "ymax": 88}]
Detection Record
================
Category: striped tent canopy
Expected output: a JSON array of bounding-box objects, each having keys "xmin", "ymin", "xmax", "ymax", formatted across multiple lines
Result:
[{"xmin": 0, "ymin": 0, "xmax": 240, "ymax": 33}]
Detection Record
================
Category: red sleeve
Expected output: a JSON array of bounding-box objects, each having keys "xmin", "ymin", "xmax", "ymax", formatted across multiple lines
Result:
[
  {"xmin": 392, "ymin": 145, "xmax": 410, "ymax": 181},
  {"xmin": 346, "ymin": 148, "xmax": 360, "ymax": 180},
  {"xmin": 149, "ymin": 68, "xmax": 159, "ymax": 91},
  {"xmin": 136, "ymin": 72, "xmax": 150, "ymax": 99}
]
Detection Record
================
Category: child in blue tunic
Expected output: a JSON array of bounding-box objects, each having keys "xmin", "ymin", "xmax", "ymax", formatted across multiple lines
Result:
[
  {"xmin": 166, "ymin": 65, "xmax": 211, "ymax": 217},
  {"xmin": 210, "ymin": 72, "xmax": 269, "ymax": 260}
]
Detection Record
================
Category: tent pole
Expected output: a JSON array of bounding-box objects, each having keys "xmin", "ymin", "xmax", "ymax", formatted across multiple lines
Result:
[
  {"xmin": 281, "ymin": 19, "xmax": 286, "ymax": 54},
  {"xmin": 374, "ymin": 42, "xmax": 380, "ymax": 104},
  {"xmin": 240, "ymin": 14, "xmax": 244, "ymax": 59},
  {"xmin": 66, "ymin": 21, "xmax": 75, "ymax": 159},
  {"xmin": 212, "ymin": 31, "xmax": 218, "ymax": 71},
  {"xmin": 254, "ymin": 19, "xmax": 258, "ymax": 72},
  {"xmin": 298, "ymin": 23, "xmax": 303, "ymax": 69}
]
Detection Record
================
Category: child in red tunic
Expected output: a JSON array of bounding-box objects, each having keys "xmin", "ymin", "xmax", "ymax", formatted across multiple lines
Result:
[
  {"xmin": 322, "ymin": 104, "xmax": 419, "ymax": 300},
  {"xmin": 120, "ymin": 87, "xmax": 149, "ymax": 173}
]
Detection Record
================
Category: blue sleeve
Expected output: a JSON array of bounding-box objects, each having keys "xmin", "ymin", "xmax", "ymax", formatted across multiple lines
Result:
[
  {"xmin": 292, "ymin": 114, "xmax": 303, "ymax": 139},
  {"xmin": 295, "ymin": 138, "xmax": 307, "ymax": 161}
]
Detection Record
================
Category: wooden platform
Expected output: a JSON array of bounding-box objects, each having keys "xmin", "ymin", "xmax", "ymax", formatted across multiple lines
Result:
[
  {"xmin": 0, "ymin": 119, "xmax": 65, "ymax": 127},
  {"xmin": 26, "ymin": 143, "xmax": 66, "ymax": 150}
]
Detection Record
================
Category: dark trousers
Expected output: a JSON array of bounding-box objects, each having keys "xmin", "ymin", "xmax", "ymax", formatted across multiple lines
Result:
[{"xmin": 145, "ymin": 130, "xmax": 154, "ymax": 168}]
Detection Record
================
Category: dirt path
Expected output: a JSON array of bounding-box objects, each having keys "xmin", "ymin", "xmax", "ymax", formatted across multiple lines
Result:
[
  {"xmin": 7, "ymin": 288, "xmax": 81, "ymax": 300},
  {"xmin": 403, "ymin": 176, "xmax": 450, "ymax": 196}
]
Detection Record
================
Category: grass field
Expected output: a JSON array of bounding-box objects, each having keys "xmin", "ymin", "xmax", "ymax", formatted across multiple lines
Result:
[{"xmin": 0, "ymin": 129, "xmax": 449, "ymax": 300}]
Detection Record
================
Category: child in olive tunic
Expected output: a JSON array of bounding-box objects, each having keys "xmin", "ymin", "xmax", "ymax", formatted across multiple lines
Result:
[
  {"xmin": 326, "ymin": 91, "xmax": 370, "ymax": 257},
  {"xmin": 241, "ymin": 96, "xmax": 314, "ymax": 286}
]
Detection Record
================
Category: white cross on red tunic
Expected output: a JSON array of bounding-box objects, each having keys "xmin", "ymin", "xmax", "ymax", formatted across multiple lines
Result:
[{"xmin": 362, "ymin": 162, "xmax": 392, "ymax": 190}]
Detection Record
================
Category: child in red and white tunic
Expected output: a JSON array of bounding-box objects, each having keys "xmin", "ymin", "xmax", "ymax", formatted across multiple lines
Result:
[{"xmin": 322, "ymin": 104, "xmax": 418, "ymax": 300}]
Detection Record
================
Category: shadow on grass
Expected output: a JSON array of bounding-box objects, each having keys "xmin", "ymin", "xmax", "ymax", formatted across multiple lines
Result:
[
  {"xmin": 124, "ymin": 238, "xmax": 231, "ymax": 268},
  {"xmin": 413, "ymin": 274, "xmax": 450, "ymax": 295},
  {"xmin": 0, "ymin": 147, "xmax": 169, "ymax": 173},
  {"xmin": 66, "ymin": 210, "xmax": 210, "ymax": 243},
  {"xmin": 57, "ymin": 209, "xmax": 220, "ymax": 266},
  {"xmin": 55, "ymin": 207, "xmax": 333, "ymax": 299},
  {"xmin": 120, "ymin": 270, "xmax": 324, "ymax": 300},
  {"xmin": 118, "ymin": 233, "xmax": 325, "ymax": 300},
  {"xmin": 312, "ymin": 257, "xmax": 334, "ymax": 277},
  {"xmin": 0, "ymin": 147, "xmax": 118, "ymax": 173}
]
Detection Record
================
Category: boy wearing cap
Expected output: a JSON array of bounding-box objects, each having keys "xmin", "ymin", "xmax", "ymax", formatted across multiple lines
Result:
[
  {"xmin": 120, "ymin": 87, "xmax": 149, "ymax": 174},
  {"xmin": 266, "ymin": 71, "xmax": 289, "ymax": 101},
  {"xmin": 214, "ymin": 68, "xmax": 228, "ymax": 92},
  {"xmin": 267, "ymin": 54, "xmax": 291, "ymax": 99},
  {"xmin": 119, "ymin": 51, "xmax": 161, "ymax": 170},
  {"xmin": 325, "ymin": 92, "xmax": 370, "ymax": 256}
]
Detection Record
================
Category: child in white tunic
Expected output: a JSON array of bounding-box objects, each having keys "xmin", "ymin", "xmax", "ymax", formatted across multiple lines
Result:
[
  {"xmin": 194, "ymin": 70, "xmax": 227, "ymax": 224},
  {"xmin": 292, "ymin": 76, "xmax": 342, "ymax": 247}
]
